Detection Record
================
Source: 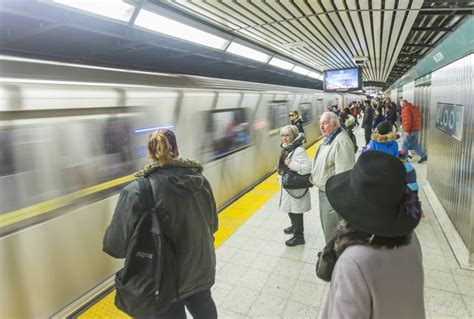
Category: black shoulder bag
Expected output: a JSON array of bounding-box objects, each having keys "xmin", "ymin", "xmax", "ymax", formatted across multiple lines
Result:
[
  {"xmin": 114, "ymin": 177, "xmax": 164, "ymax": 317},
  {"xmin": 281, "ymin": 150, "xmax": 313, "ymax": 190}
]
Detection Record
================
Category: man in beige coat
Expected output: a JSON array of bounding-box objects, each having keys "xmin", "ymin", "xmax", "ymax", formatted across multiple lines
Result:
[{"xmin": 311, "ymin": 112, "xmax": 355, "ymax": 243}]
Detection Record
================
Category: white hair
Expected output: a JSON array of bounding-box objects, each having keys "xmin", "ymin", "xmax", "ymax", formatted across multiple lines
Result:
[
  {"xmin": 280, "ymin": 125, "xmax": 299, "ymax": 140},
  {"xmin": 320, "ymin": 112, "xmax": 340, "ymax": 128}
]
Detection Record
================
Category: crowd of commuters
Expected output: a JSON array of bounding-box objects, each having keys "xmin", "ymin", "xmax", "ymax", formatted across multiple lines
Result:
[{"xmin": 103, "ymin": 97, "xmax": 427, "ymax": 318}]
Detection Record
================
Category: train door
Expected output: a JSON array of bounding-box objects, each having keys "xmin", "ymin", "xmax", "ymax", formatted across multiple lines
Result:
[{"xmin": 415, "ymin": 82, "xmax": 431, "ymax": 152}]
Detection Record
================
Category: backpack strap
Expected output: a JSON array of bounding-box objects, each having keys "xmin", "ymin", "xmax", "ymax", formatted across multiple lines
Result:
[{"xmin": 138, "ymin": 177, "xmax": 154, "ymax": 212}]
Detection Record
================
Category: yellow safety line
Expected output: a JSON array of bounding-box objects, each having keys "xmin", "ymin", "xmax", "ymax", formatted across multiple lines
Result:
[
  {"xmin": 0, "ymin": 175, "xmax": 136, "ymax": 229},
  {"xmin": 79, "ymin": 138, "xmax": 322, "ymax": 318}
]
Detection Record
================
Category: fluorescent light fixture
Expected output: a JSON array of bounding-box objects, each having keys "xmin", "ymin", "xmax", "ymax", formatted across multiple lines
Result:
[
  {"xmin": 292, "ymin": 66, "xmax": 310, "ymax": 76},
  {"xmin": 226, "ymin": 42, "xmax": 270, "ymax": 63},
  {"xmin": 134, "ymin": 125, "xmax": 175, "ymax": 134},
  {"xmin": 134, "ymin": 9, "xmax": 229, "ymax": 50},
  {"xmin": 50, "ymin": 0, "xmax": 135, "ymax": 22},
  {"xmin": 308, "ymin": 71, "xmax": 322, "ymax": 79},
  {"xmin": 268, "ymin": 57, "xmax": 294, "ymax": 70}
]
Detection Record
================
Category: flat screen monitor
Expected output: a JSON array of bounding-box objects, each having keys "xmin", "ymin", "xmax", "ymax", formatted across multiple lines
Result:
[{"xmin": 323, "ymin": 68, "xmax": 362, "ymax": 92}]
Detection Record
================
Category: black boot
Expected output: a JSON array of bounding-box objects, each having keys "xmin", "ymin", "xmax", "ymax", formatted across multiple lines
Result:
[
  {"xmin": 284, "ymin": 213, "xmax": 296, "ymax": 234},
  {"xmin": 285, "ymin": 236, "xmax": 305, "ymax": 247}
]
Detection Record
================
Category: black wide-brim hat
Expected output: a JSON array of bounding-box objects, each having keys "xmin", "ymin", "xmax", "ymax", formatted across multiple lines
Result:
[{"xmin": 326, "ymin": 150, "xmax": 420, "ymax": 237}]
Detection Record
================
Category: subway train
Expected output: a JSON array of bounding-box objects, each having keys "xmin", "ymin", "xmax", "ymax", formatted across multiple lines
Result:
[{"xmin": 0, "ymin": 56, "xmax": 362, "ymax": 317}]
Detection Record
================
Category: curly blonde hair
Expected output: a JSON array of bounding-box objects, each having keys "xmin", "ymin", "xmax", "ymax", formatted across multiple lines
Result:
[{"xmin": 148, "ymin": 130, "xmax": 177, "ymax": 165}]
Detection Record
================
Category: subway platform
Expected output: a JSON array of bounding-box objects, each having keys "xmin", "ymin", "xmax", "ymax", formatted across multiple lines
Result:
[{"xmin": 82, "ymin": 127, "xmax": 474, "ymax": 318}]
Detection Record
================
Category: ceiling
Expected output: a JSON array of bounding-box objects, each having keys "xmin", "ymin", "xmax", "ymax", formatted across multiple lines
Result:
[{"xmin": 0, "ymin": 1, "xmax": 472, "ymax": 91}]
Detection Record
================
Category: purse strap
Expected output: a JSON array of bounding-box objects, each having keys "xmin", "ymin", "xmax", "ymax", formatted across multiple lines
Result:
[{"xmin": 286, "ymin": 188, "xmax": 309, "ymax": 199}]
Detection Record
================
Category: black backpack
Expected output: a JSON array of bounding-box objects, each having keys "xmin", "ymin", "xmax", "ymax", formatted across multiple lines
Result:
[{"xmin": 114, "ymin": 177, "xmax": 164, "ymax": 317}]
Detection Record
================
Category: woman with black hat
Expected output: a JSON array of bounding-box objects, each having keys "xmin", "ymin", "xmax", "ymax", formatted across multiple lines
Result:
[{"xmin": 317, "ymin": 150, "xmax": 425, "ymax": 319}]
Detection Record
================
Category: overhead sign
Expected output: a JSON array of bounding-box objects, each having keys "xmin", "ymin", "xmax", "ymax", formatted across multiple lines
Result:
[{"xmin": 435, "ymin": 102, "xmax": 464, "ymax": 141}]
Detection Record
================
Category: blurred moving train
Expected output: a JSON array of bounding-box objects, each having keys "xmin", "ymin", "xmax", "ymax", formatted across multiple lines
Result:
[{"xmin": 0, "ymin": 56, "xmax": 362, "ymax": 317}]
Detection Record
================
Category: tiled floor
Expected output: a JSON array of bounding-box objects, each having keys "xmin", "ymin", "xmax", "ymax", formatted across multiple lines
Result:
[{"xmin": 212, "ymin": 127, "xmax": 474, "ymax": 318}]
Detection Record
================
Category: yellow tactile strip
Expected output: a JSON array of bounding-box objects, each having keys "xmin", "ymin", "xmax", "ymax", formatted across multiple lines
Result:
[{"xmin": 78, "ymin": 139, "xmax": 322, "ymax": 318}]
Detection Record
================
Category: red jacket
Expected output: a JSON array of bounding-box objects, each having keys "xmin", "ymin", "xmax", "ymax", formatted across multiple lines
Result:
[{"xmin": 401, "ymin": 102, "xmax": 421, "ymax": 133}]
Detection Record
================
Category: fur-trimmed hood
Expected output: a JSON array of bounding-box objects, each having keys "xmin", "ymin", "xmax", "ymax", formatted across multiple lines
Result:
[
  {"xmin": 135, "ymin": 158, "xmax": 203, "ymax": 177},
  {"xmin": 370, "ymin": 131, "xmax": 399, "ymax": 143},
  {"xmin": 135, "ymin": 158, "xmax": 204, "ymax": 196}
]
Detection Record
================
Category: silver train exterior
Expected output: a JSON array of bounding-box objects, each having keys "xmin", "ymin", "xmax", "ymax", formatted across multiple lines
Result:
[{"xmin": 0, "ymin": 57, "xmax": 361, "ymax": 318}]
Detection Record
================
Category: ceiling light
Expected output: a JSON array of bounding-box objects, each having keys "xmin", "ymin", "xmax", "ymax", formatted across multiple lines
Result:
[
  {"xmin": 50, "ymin": 0, "xmax": 135, "ymax": 22},
  {"xmin": 292, "ymin": 66, "xmax": 310, "ymax": 76},
  {"xmin": 308, "ymin": 71, "xmax": 322, "ymax": 79},
  {"xmin": 226, "ymin": 42, "xmax": 270, "ymax": 63},
  {"xmin": 268, "ymin": 57, "xmax": 294, "ymax": 70},
  {"xmin": 134, "ymin": 9, "xmax": 229, "ymax": 50}
]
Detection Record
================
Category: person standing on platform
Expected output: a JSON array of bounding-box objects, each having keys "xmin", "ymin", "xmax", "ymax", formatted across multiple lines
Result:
[
  {"xmin": 317, "ymin": 151, "xmax": 424, "ymax": 319},
  {"xmin": 289, "ymin": 110, "xmax": 305, "ymax": 135},
  {"xmin": 361, "ymin": 100, "xmax": 374, "ymax": 145},
  {"xmin": 311, "ymin": 112, "xmax": 355, "ymax": 244},
  {"xmin": 401, "ymin": 99, "xmax": 428, "ymax": 163},
  {"xmin": 363, "ymin": 120, "xmax": 399, "ymax": 158},
  {"xmin": 103, "ymin": 129, "xmax": 218, "ymax": 319},
  {"xmin": 278, "ymin": 125, "xmax": 312, "ymax": 247}
]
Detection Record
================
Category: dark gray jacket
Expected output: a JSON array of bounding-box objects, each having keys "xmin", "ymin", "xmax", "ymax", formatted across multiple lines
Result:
[
  {"xmin": 103, "ymin": 158, "xmax": 218, "ymax": 313},
  {"xmin": 362, "ymin": 105, "xmax": 374, "ymax": 129}
]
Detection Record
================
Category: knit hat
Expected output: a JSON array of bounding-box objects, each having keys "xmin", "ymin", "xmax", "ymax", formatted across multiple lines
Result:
[
  {"xmin": 161, "ymin": 129, "xmax": 178, "ymax": 155},
  {"xmin": 376, "ymin": 120, "xmax": 391, "ymax": 135}
]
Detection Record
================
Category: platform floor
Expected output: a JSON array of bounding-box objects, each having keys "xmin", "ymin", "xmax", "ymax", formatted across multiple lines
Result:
[
  {"xmin": 81, "ymin": 126, "xmax": 474, "ymax": 318},
  {"xmin": 211, "ymin": 127, "xmax": 474, "ymax": 319}
]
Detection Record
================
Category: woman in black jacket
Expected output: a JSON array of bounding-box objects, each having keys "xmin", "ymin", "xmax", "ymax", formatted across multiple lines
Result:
[
  {"xmin": 104, "ymin": 129, "xmax": 218, "ymax": 319},
  {"xmin": 289, "ymin": 110, "xmax": 305, "ymax": 134}
]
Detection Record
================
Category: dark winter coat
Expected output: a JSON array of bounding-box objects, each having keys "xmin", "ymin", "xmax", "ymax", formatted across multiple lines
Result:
[
  {"xmin": 385, "ymin": 105, "xmax": 398, "ymax": 124},
  {"xmin": 103, "ymin": 158, "xmax": 218, "ymax": 314},
  {"xmin": 372, "ymin": 114, "xmax": 385, "ymax": 130},
  {"xmin": 363, "ymin": 132, "xmax": 400, "ymax": 158},
  {"xmin": 291, "ymin": 117, "xmax": 305, "ymax": 134},
  {"xmin": 361, "ymin": 105, "xmax": 374, "ymax": 129}
]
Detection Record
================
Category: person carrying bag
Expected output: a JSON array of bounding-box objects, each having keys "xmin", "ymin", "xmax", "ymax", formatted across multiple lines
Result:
[
  {"xmin": 104, "ymin": 129, "xmax": 218, "ymax": 318},
  {"xmin": 278, "ymin": 125, "xmax": 312, "ymax": 247}
]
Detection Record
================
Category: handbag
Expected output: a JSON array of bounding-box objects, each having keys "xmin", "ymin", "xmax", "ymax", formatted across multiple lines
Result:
[
  {"xmin": 282, "ymin": 170, "xmax": 313, "ymax": 189},
  {"xmin": 281, "ymin": 149, "xmax": 313, "ymax": 190}
]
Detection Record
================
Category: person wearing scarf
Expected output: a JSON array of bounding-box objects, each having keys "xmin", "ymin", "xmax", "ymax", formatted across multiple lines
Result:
[{"xmin": 316, "ymin": 151, "xmax": 425, "ymax": 319}]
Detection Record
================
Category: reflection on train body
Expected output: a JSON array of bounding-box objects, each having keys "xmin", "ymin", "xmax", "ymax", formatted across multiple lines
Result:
[
  {"xmin": 0, "ymin": 115, "xmax": 136, "ymax": 214},
  {"xmin": 0, "ymin": 57, "xmax": 364, "ymax": 318}
]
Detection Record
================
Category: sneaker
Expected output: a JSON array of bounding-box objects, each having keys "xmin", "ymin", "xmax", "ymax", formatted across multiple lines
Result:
[
  {"xmin": 285, "ymin": 236, "xmax": 305, "ymax": 247},
  {"xmin": 418, "ymin": 156, "xmax": 428, "ymax": 163},
  {"xmin": 283, "ymin": 226, "xmax": 294, "ymax": 234}
]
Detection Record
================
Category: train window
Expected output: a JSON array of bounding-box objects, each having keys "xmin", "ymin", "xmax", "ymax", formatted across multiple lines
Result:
[
  {"xmin": 268, "ymin": 100, "xmax": 289, "ymax": 134},
  {"xmin": 299, "ymin": 102, "xmax": 313, "ymax": 125},
  {"xmin": 202, "ymin": 108, "xmax": 252, "ymax": 162},
  {"xmin": 0, "ymin": 129, "xmax": 15, "ymax": 176}
]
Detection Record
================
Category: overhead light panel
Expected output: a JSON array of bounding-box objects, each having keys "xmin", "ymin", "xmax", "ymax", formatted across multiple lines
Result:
[
  {"xmin": 50, "ymin": 0, "xmax": 135, "ymax": 22},
  {"xmin": 292, "ymin": 66, "xmax": 310, "ymax": 76},
  {"xmin": 308, "ymin": 71, "xmax": 322, "ymax": 80},
  {"xmin": 134, "ymin": 9, "xmax": 229, "ymax": 50},
  {"xmin": 226, "ymin": 42, "xmax": 270, "ymax": 63},
  {"xmin": 268, "ymin": 57, "xmax": 294, "ymax": 70}
]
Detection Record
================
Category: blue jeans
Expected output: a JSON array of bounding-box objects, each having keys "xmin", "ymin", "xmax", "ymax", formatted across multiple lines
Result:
[
  {"xmin": 155, "ymin": 289, "xmax": 217, "ymax": 319},
  {"xmin": 402, "ymin": 132, "xmax": 426, "ymax": 158}
]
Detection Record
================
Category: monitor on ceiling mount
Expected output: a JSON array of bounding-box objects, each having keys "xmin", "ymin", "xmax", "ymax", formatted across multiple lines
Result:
[{"xmin": 323, "ymin": 67, "xmax": 362, "ymax": 92}]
